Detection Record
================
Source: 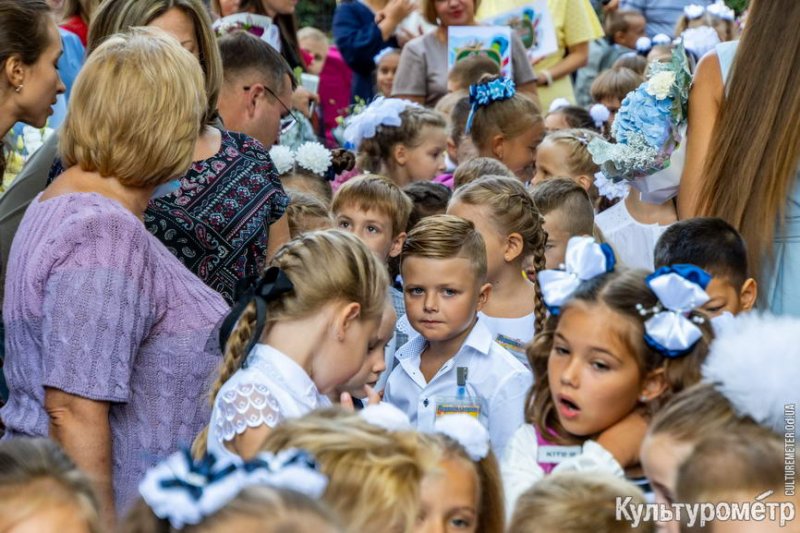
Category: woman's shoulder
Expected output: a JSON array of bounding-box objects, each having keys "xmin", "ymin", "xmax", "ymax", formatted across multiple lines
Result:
[{"xmin": 32, "ymin": 193, "xmax": 149, "ymax": 243}]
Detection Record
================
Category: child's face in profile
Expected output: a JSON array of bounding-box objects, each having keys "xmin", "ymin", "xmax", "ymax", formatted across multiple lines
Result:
[
  {"xmin": 335, "ymin": 204, "xmax": 405, "ymax": 261},
  {"xmin": 532, "ymin": 140, "xmax": 574, "ymax": 187},
  {"xmin": 548, "ymin": 302, "xmax": 648, "ymax": 437},
  {"xmin": 500, "ymin": 121, "xmax": 544, "ymax": 183},
  {"xmin": 701, "ymin": 276, "xmax": 757, "ymax": 317},
  {"xmin": 299, "ymin": 38, "xmax": 329, "ymax": 76},
  {"xmin": 402, "ymin": 256, "xmax": 490, "ymax": 345},
  {"xmin": 336, "ymin": 304, "xmax": 397, "ymax": 399},
  {"xmin": 399, "ymin": 126, "xmax": 448, "ymax": 183},
  {"xmin": 616, "ymin": 14, "xmax": 647, "ymax": 50},
  {"xmin": 377, "ymin": 53, "xmax": 400, "ymax": 96},
  {"xmin": 542, "ymin": 209, "xmax": 571, "ymax": 270},
  {"xmin": 417, "ymin": 457, "xmax": 479, "ymax": 533}
]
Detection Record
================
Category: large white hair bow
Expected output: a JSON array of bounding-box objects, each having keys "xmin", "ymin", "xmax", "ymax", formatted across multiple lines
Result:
[
  {"xmin": 139, "ymin": 449, "xmax": 327, "ymax": 529},
  {"xmin": 683, "ymin": 4, "xmax": 706, "ymax": 19},
  {"xmin": 538, "ymin": 236, "xmax": 616, "ymax": 314},
  {"xmin": 641, "ymin": 265, "xmax": 710, "ymax": 358},
  {"xmin": 434, "ymin": 414, "xmax": 490, "ymax": 461},
  {"xmin": 343, "ymin": 97, "xmax": 419, "ymax": 149},
  {"xmin": 359, "ymin": 402, "xmax": 413, "ymax": 431},
  {"xmin": 707, "ymin": 0, "xmax": 735, "ymax": 21}
]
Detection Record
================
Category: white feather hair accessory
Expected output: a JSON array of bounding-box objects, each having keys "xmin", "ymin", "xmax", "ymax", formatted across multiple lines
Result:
[
  {"xmin": 269, "ymin": 145, "xmax": 295, "ymax": 175},
  {"xmin": 702, "ymin": 313, "xmax": 800, "ymax": 437},
  {"xmin": 548, "ymin": 98, "xmax": 571, "ymax": 113},
  {"xmin": 434, "ymin": 414, "xmax": 490, "ymax": 461},
  {"xmin": 359, "ymin": 402, "xmax": 413, "ymax": 432},
  {"xmin": 636, "ymin": 36, "xmax": 653, "ymax": 54}
]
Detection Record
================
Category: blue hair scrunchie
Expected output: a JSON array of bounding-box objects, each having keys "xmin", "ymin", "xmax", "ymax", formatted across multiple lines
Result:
[{"xmin": 464, "ymin": 77, "xmax": 516, "ymax": 135}]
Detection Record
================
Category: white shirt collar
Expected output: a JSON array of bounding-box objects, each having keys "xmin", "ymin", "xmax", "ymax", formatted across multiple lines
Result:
[
  {"xmin": 398, "ymin": 316, "xmax": 495, "ymax": 360},
  {"xmin": 247, "ymin": 343, "xmax": 321, "ymax": 406}
]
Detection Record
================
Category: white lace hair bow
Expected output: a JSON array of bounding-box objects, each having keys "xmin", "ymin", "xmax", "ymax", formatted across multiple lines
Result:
[
  {"xmin": 538, "ymin": 236, "xmax": 616, "ymax": 314},
  {"xmin": 139, "ymin": 448, "xmax": 327, "ymax": 529},
  {"xmin": 640, "ymin": 265, "xmax": 710, "ymax": 358},
  {"xmin": 434, "ymin": 414, "xmax": 490, "ymax": 461},
  {"xmin": 343, "ymin": 97, "xmax": 419, "ymax": 149},
  {"xmin": 683, "ymin": 4, "xmax": 706, "ymax": 19}
]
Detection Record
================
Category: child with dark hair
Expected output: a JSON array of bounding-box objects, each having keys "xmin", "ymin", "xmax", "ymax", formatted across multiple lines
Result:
[
  {"xmin": 544, "ymin": 105, "xmax": 599, "ymax": 134},
  {"xmin": 403, "ymin": 181, "xmax": 452, "ymax": 231},
  {"xmin": 654, "ymin": 217, "xmax": 758, "ymax": 317}
]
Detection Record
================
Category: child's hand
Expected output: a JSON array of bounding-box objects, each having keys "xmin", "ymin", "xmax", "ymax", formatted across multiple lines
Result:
[
  {"xmin": 596, "ymin": 410, "xmax": 648, "ymax": 468},
  {"xmin": 339, "ymin": 385, "xmax": 382, "ymax": 412}
]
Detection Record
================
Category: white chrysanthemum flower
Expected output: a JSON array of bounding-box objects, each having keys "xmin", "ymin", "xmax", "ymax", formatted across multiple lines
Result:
[
  {"xmin": 646, "ymin": 71, "xmax": 676, "ymax": 100},
  {"xmin": 21, "ymin": 125, "xmax": 54, "ymax": 159},
  {"xmin": 269, "ymin": 145, "xmax": 295, "ymax": 175},
  {"xmin": 295, "ymin": 142, "xmax": 333, "ymax": 176}
]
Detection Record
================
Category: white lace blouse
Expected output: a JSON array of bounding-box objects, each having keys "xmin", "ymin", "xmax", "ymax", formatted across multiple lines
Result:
[{"xmin": 207, "ymin": 343, "xmax": 331, "ymax": 463}]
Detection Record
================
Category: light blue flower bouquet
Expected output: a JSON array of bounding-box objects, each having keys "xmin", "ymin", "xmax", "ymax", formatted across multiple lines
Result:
[{"xmin": 589, "ymin": 42, "xmax": 691, "ymax": 185}]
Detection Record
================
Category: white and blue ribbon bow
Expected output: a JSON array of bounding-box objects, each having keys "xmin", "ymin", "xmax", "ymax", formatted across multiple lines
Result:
[
  {"xmin": 465, "ymin": 77, "xmax": 516, "ymax": 134},
  {"xmin": 373, "ymin": 47, "xmax": 399, "ymax": 66},
  {"xmin": 642, "ymin": 265, "xmax": 711, "ymax": 358},
  {"xmin": 707, "ymin": 1, "xmax": 735, "ymax": 21},
  {"xmin": 139, "ymin": 448, "xmax": 327, "ymax": 529},
  {"xmin": 538, "ymin": 236, "xmax": 616, "ymax": 314},
  {"xmin": 343, "ymin": 97, "xmax": 420, "ymax": 150}
]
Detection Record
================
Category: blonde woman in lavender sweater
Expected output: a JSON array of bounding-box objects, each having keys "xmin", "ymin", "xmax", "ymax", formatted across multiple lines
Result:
[{"xmin": 0, "ymin": 30, "xmax": 228, "ymax": 524}]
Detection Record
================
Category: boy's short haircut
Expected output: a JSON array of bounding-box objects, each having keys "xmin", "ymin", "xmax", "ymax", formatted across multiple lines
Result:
[
  {"xmin": 604, "ymin": 9, "xmax": 643, "ymax": 38},
  {"xmin": 402, "ymin": 214, "xmax": 487, "ymax": 282},
  {"xmin": 612, "ymin": 52, "xmax": 648, "ymax": 76},
  {"xmin": 453, "ymin": 157, "xmax": 515, "ymax": 189},
  {"xmin": 654, "ymin": 217, "xmax": 749, "ymax": 289},
  {"xmin": 449, "ymin": 96, "xmax": 472, "ymax": 148},
  {"xmin": 403, "ymin": 182, "xmax": 452, "ymax": 231},
  {"xmin": 332, "ymin": 174, "xmax": 413, "ymax": 237},
  {"xmin": 509, "ymin": 471, "xmax": 654, "ymax": 533},
  {"xmin": 434, "ymin": 90, "xmax": 466, "ymax": 122},
  {"xmin": 591, "ymin": 66, "xmax": 643, "ymax": 103},
  {"xmin": 448, "ymin": 55, "xmax": 501, "ymax": 91},
  {"xmin": 531, "ymin": 177, "xmax": 594, "ymax": 236}
]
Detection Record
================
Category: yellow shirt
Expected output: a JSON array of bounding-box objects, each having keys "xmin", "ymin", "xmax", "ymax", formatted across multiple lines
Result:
[{"xmin": 477, "ymin": 0, "xmax": 603, "ymax": 110}]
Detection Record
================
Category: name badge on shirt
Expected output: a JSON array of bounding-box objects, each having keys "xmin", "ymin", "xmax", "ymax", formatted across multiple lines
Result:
[
  {"xmin": 538, "ymin": 445, "xmax": 582, "ymax": 464},
  {"xmin": 495, "ymin": 333, "xmax": 525, "ymax": 355},
  {"xmin": 435, "ymin": 396, "xmax": 481, "ymax": 419}
]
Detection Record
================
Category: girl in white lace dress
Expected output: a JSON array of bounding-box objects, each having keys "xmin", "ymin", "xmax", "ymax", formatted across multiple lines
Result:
[{"xmin": 194, "ymin": 230, "xmax": 389, "ymax": 461}]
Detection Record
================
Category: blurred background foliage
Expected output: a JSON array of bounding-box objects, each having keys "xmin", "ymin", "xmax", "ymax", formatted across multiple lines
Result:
[{"xmin": 297, "ymin": 0, "xmax": 336, "ymax": 33}]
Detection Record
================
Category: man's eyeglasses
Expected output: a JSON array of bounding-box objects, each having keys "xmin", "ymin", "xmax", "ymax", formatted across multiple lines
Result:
[{"xmin": 243, "ymin": 83, "xmax": 299, "ymax": 136}]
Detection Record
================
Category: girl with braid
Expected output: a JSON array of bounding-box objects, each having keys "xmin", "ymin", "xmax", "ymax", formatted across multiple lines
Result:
[
  {"xmin": 194, "ymin": 230, "xmax": 389, "ymax": 461},
  {"xmin": 448, "ymin": 176, "xmax": 548, "ymax": 368}
]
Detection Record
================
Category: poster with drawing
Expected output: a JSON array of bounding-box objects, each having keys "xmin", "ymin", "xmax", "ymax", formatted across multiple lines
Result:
[
  {"xmin": 481, "ymin": 1, "xmax": 558, "ymax": 61},
  {"xmin": 448, "ymin": 26, "xmax": 514, "ymax": 78}
]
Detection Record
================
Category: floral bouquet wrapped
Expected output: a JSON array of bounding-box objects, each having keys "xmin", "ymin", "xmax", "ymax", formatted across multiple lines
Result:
[
  {"xmin": 588, "ymin": 42, "xmax": 691, "ymax": 200},
  {"xmin": 212, "ymin": 13, "xmax": 281, "ymax": 51}
]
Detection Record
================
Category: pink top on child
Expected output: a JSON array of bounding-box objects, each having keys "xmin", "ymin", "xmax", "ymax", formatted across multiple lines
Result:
[{"xmin": 320, "ymin": 46, "xmax": 353, "ymax": 148}]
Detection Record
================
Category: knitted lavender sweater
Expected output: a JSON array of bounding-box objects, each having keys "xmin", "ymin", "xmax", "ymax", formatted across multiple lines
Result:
[{"xmin": 1, "ymin": 192, "xmax": 228, "ymax": 510}]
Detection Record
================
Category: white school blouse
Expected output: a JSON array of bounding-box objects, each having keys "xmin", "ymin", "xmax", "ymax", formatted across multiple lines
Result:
[
  {"xmin": 595, "ymin": 200, "xmax": 671, "ymax": 271},
  {"xmin": 208, "ymin": 343, "xmax": 332, "ymax": 463},
  {"xmin": 478, "ymin": 311, "xmax": 536, "ymax": 369},
  {"xmin": 383, "ymin": 317, "xmax": 533, "ymax": 458},
  {"xmin": 501, "ymin": 424, "xmax": 624, "ymax": 517}
]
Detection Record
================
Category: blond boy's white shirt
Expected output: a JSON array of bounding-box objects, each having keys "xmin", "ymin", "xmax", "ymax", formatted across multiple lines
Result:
[{"xmin": 383, "ymin": 316, "xmax": 533, "ymax": 459}]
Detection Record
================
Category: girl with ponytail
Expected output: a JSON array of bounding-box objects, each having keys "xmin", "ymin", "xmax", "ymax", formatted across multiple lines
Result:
[
  {"xmin": 194, "ymin": 230, "xmax": 389, "ymax": 460},
  {"xmin": 448, "ymin": 175, "xmax": 548, "ymax": 367}
]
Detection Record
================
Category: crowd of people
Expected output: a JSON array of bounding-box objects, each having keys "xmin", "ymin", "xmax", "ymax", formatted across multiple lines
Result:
[{"xmin": 0, "ymin": 0, "xmax": 798, "ymax": 531}]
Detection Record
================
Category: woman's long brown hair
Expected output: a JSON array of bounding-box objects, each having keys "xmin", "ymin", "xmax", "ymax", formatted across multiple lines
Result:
[{"xmin": 696, "ymin": 0, "xmax": 800, "ymax": 282}]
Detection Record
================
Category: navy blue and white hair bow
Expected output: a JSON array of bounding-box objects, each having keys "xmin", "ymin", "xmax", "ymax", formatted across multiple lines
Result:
[
  {"xmin": 465, "ymin": 77, "xmax": 516, "ymax": 134},
  {"xmin": 538, "ymin": 236, "xmax": 616, "ymax": 314},
  {"xmin": 640, "ymin": 265, "xmax": 711, "ymax": 358},
  {"xmin": 139, "ymin": 449, "xmax": 327, "ymax": 529}
]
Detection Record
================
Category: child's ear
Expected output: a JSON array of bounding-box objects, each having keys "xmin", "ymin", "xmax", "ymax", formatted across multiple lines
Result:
[
  {"xmin": 446, "ymin": 137, "xmax": 458, "ymax": 162},
  {"xmin": 389, "ymin": 231, "xmax": 406, "ymax": 259},
  {"xmin": 475, "ymin": 283, "xmax": 492, "ymax": 312},
  {"xmin": 504, "ymin": 232, "xmax": 525, "ymax": 263},
  {"xmin": 393, "ymin": 143, "xmax": 408, "ymax": 166},
  {"xmin": 739, "ymin": 278, "xmax": 758, "ymax": 312},
  {"xmin": 575, "ymin": 174, "xmax": 594, "ymax": 192},
  {"xmin": 639, "ymin": 368, "xmax": 668, "ymax": 404},
  {"xmin": 334, "ymin": 302, "xmax": 362, "ymax": 340},
  {"xmin": 491, "ymin": 134, "xmax": 505, "ymax": 161}
]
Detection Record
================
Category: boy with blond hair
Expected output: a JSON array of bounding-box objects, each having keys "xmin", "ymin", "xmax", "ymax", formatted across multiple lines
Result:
[{"xmin": 383, "ymin": 215, "xmax": 531, "ymax": 457}]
